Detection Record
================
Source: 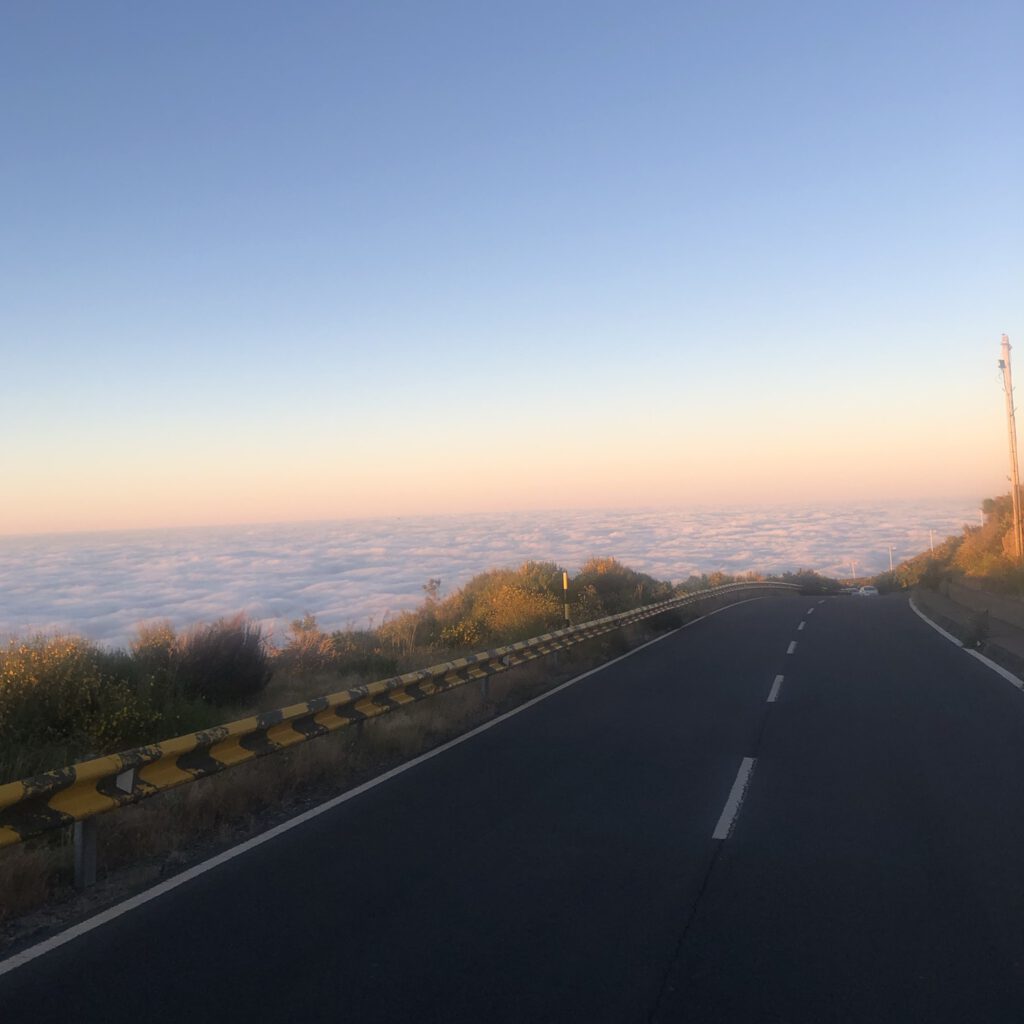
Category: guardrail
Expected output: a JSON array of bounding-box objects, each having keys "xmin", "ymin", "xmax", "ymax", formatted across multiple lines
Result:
[{"xmin": 0, "ymin": 581, "xmax": 797, "ymax": 883}]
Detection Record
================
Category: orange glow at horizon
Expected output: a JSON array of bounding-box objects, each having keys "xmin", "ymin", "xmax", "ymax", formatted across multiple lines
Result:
[{"xmin": 2, "ymin": 411, "xmax": 1004, "ymax": 536}]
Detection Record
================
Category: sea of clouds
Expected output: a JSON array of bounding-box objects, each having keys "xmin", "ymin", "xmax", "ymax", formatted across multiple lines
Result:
[{"xmin": 0, "ymin": 501, "xmax": 980, "ymax": 650}]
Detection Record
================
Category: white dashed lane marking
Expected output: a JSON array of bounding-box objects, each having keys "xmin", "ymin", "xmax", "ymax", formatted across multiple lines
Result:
[
  {"xmin": 787, "ymin": 641, "xmax": 797, "ymax": 654},
  {"xmin": 712, "ymin": 758, "xmax": 757, "ymax": 840},
  {"xmin": 767, "ymin": 675, "xmax": 784, "ymax": 702}
]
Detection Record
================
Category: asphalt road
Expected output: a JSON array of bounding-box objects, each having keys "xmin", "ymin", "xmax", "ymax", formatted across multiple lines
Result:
[{"xmin": 5, "ymin": 594, "xmax": 1024, "ymax": 1022}]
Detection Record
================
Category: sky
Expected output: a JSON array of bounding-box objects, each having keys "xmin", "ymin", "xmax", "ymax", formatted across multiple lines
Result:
[{"xmin": 2, "ymin": 1, "xmax": 1021, "ymax": 534}]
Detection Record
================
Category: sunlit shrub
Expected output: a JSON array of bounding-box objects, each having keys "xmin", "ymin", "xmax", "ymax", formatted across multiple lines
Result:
[
  {"xmin": 439, "ymin": 620, "xmax": 483, "ymax": 650},
  {"xmin": 131, "ymin": 621, "xmax": 178, "ymax": 674},
  {"xmin": 573, "ymin": 557, "xmax": 672, "ymax": 614},
  {"xmin": 378, "ymin": 610, "xmax": 424, "ymax": 656},
  {"xmin": 276, "ymin": 613, "xmax": 339, "ymax": 674},
  {"xmin": 0, "ymin": 635, "xmax": 159, "ymax": 782},
  {"xmin": 477, "ymin": 583, "xmax": 562, "ymax": 644}
]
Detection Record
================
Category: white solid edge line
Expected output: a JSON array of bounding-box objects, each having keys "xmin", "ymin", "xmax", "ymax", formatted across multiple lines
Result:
[
  {"xmin": 712, "ymin": 757, "xmax": 757, "ymax": 840},
  {"xmin": 767, "ymin": 675, "xmax": 783, "ymax": 703},
  {"xmin": 0, "ymin": 597, "xmax": 769, "ymax": 977},
  {"xmin": 964, "ymin": 649, "xmax": 1024, "ymax": 691},
  {"xmin": 786, "ymin": 641, "xmax": 797, "ymax": 654},
  {"xmin": 909, "ymin": 597, "xmax": 1024, "ymax": 692},
  {"xmin": 907, "ymin": 596, "xmax": 963, "ymax": 647}
]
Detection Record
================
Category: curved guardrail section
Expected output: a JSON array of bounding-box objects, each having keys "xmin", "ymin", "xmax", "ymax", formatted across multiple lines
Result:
[{"xmin": 0, "ymin": 581, "xmax": 797, "ymax": 848}]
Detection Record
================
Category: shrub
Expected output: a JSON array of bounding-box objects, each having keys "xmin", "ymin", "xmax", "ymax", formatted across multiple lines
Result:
[
  {"xmin": 872, "ymin": 572, "xmax": 902, "ymax": 594},
  {"xmin": 477, "ymin": 583, "xmax": 562, "ymax": 644},
  {"xmin": 438, "ymin": 620, "xmax": 483, "ymax": 650},
  {"xmin": 177, "ymin": 615, "xmax": 272, "ymax": 705},
  {"xmin": 129, "ymin": 620, "xmax": 184, "ymax": 707},
  {"xmin": 131, "ymin": 621, "xmax": 178, "ymax": 674},
  {"xmin": 514, "ymin": 561, "xmax": 566, "ymax": 599},
  {"xmin": 378, "ymin": 610, "xmax": 423, "ymax": 656},
  {"xmin": 329, "ymin": 629, "xmax": 400, "ymax": 680},
  {"xmin": 277, "ymin": 613, "xmax": 339, "ymax": 674},
  {"xmin": 427, "ymin": 564, "xmax": 569, "ymax": 648},
  {"xmin": 0, "ymin": 635, "xmax": 160, "ymax": 782},
  {"xmin": 573, "ymin": 583, "xmax": 605, "ymax": 622},
  {"xmin": 772, "ymin": 570, "xmax": 841, "ymax": 595},
  {"xmin": 573, "ymin": 558, "xmax": 672, "ymax": 614},
  {"xmin": 918, "ymin": 559, "xmax": 947, "ymax": 591}
]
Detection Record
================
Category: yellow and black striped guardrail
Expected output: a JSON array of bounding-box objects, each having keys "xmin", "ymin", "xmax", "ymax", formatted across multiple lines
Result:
[{"xmin": 0, "ymin": 581, "xmax": 796, "ymax": 850}]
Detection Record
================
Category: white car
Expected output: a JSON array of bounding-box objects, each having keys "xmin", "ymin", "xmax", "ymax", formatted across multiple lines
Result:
[{"xmin": 857, "ymin": 585, "xmax": 879, "ymax": 597}]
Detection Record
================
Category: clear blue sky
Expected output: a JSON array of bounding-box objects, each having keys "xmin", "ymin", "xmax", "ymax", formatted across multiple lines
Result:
[{"xmin": 2, "ymin": 1, "xmax": 1021, "ymax": 532}]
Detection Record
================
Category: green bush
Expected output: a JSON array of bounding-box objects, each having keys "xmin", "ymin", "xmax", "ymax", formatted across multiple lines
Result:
[
  {"xmin": 0, "ymin": 635, "xmax": 160, "ymax": 783},
  {"xmin": 130, "ymin": 621, "xmax": 184, "ymax": 709},
  {"xmin": 177, "ymin": 615, "xmax": 272, "ymax": 705},
  {"xmin": 130, "ymin": 621, "xmax": 178, "ymax": 675},
  {"xmin": 329, "ymin": 628, "xmax": 400, "ymax": 680}
]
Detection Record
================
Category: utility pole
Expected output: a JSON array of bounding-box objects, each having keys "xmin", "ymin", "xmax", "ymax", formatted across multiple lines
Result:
[
  {"xmin": 999, "ymin": 334, "xmax": 1024, "ymax": 560},
  {"xmin": 888, "ymin": 546, "xmax": 894, "ymax": 573},
  {"xmin": 930, "ymin": 529, "xmax": 935, "ymax": 553}
]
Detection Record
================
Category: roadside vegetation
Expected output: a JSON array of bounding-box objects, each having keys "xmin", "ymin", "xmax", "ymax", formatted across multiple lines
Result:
[{"xmin": 872, "ymin": 492, "xmax": 1024, "ymax": 596}]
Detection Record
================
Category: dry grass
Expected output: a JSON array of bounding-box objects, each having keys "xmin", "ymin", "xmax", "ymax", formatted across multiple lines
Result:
[
  {"xmin": 0, "ymin": 606, "xmax": 704, "ymax": 943},
  {"xmin": 0, "ymin": 842, "xmax": 65, "ymax": 923}
]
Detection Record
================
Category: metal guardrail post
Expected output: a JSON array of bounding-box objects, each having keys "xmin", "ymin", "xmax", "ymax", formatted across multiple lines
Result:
[{"xmin": 74, "ymin": 818, "xmax": 97, "ymax": 889}]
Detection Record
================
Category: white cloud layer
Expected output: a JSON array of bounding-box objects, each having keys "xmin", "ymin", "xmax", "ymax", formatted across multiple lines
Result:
[{"xmin": 0, "ymin": 501, "xmax": 980, "ymax": 650}]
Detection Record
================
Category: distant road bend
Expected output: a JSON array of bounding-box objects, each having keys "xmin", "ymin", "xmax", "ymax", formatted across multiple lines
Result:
[{"xmin": 5, "ymin": 594, "xmax": 1024, "ymax": 1022}]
